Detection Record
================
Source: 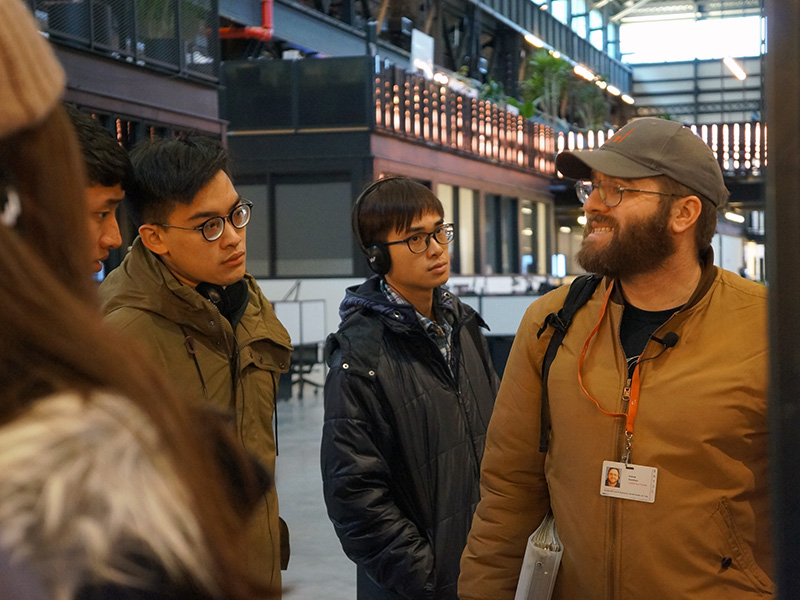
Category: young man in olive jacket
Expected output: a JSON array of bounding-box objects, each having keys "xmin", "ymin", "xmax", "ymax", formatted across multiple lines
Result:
[
  {"xmin": 459, "ymin": 118, "xmax": 772, "ymax": 599},
  {"xmin": 98, "ymin": 135, "xmax": 292, "ymax": 593},
  {"xmin": 321, "ymin": 176, "xmax": 500, "ymax": 600},
  {"xmin": 64, "ymin": 103, "xmax": 131, "ymax": 275}
]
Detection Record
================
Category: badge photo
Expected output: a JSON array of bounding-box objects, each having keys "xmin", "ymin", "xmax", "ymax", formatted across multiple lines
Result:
[{"xmin": 600, "ymin": 460, "xmax": 658, "ymax": 503}]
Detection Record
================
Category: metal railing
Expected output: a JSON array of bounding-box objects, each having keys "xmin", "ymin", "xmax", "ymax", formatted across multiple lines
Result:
[
  {"xmin": 555, "ymin": 121, "xmax": 767, "ymax": 179},
  {"xmin": 475, "ymin": 0, "xmax": 632, "ymax": 92},
  {"xmin": 373, "ymin": 62, "xmax": 559, "ymax": 176},
  {"xmin": 374, "ymin": 62, "xmax": 765, "ymax": 180},
  {"xmin": 28, "ymin": 0, "xmax": 219, "ymax": 82},
  {"xmin": 281, "ymin": 0, "xmax": 632, "ymax": 92}
]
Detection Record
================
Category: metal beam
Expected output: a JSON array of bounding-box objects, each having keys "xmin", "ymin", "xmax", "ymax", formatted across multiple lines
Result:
[
  {"xmin": 611, "ymin": 0, "xmax": 761, "ymax": 20},
  {"xmin": 610, "ymin": 0, "xmax": 655, "ymax": 22},
  {"xmin": 633, "ymin": 100, "xmax": 761, "ymax": 115},
  {"xmin": 375, "ymin": 0, "xmax": 391, "ymax": 35},
  {"xmin": 766, "ymin": 0, "xmax": 800, "ymax": 596},
  {"xmin": 271, "ymin": 0, "xmax": 410, "ymax": 66}
]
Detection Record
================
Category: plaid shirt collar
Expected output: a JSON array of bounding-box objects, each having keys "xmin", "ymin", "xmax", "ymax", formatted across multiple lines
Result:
[{"xmin": 380, "ymin": 279, "xmax": 454, "ymax": 369}]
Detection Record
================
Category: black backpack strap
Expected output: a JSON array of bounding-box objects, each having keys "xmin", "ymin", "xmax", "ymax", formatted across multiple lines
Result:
[{"xmin": 536, "ymin": 274, "xmax": 602, "ymax": 453}]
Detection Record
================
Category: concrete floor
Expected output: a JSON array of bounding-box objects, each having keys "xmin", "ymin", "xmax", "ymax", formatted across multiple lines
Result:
[{"xmin": 275, "ymin": 372, "xmax": 357, "ymax": 599}]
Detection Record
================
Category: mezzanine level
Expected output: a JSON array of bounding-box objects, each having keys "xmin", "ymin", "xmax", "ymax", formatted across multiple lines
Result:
[{"xmin": 225, "ymin": 55, "xmax": 766, "ymax": 192}]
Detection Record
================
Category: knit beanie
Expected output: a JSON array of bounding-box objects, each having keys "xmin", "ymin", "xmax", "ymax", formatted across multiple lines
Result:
[{"xmin": 0, "ymin": 0, "xmax": 65, "ymax": 139}]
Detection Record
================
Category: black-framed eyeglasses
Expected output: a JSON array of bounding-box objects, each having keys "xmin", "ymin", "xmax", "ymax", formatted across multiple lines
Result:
[
  {"xmin": 383, "ymin": 222, "xmax": 455, "ymax": 254},
  {"xmin": 157, "ymin": 200, "xmax": 253, "ymax": 242},
  {"xmin": 575, "ymin": 180, "xmax": 679, "ymax": 208}
]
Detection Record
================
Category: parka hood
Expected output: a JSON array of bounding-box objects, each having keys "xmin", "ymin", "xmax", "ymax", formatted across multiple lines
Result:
[
  {"xmin": 338, "ymin": 275, "xmax": 479, "ymax": 330},
  {"xmin": 328, "ymin": 275, "xmax": 488, "ymax": 374}
]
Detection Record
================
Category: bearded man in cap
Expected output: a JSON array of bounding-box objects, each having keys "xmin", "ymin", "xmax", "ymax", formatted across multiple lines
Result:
[{"xmin": 459, "ymin": 117, "xmax": 772, "ymax": 600}]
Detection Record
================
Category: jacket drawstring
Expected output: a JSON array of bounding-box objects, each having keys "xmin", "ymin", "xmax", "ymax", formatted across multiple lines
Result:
[{"xmin": 181, "ymin": 327, "xmax": 208, "ymax": 398}]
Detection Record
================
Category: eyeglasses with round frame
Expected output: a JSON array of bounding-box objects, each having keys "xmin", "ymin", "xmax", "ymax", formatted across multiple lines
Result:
[
  {"xmin": 575, "ymin": 180, "xmax": 679, "ymax": 207},
  {"xmin": 383, "ymin": 222, "xmax": 455, "ymax": 254},
  {"xmin": 157, "ymin": 200, "xmax": 253, "ymax": 242}
]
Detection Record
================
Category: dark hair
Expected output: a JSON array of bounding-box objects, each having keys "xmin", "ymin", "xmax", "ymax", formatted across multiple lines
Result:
[
  {"xmin": 0, "ymin": 106, "xmax": 274, "ymax": 599},
  {"xmin": 657, "ymin": 175, "xmax": 718, "ymax": 255},
  {"xmin": 63, "ymin": 103, "xmax": 132, "ymax": 191},
  {"xmin": 127, "ymin": 133, "xmax": 229, "ymax": 227},
  {"xmin": 354, "ymin": 176, "xmax": 443, "ymax": 248}
]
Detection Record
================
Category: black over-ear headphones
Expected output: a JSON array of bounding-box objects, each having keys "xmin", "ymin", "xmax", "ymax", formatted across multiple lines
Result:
[
  {"xmin": 352, "ymin": 176, "xmax": 405, "ymax": 276},
  {"xmin": 196, "ymin": 282, "xmax": 229, "ymax": 314}
]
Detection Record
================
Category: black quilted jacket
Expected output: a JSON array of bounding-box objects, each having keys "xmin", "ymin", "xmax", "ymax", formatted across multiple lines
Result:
[{"xmin": 321, "ymin": 277, "xmax": 499, "ymax": 600}]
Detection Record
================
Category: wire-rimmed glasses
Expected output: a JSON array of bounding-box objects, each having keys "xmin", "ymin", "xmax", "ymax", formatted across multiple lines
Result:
[{"xmin": 575, "ymin": 180, "xmax": 679, "ymax": 207}]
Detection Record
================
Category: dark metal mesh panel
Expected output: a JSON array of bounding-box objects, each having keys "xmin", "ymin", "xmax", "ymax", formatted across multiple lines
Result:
[
  {"xmin": 135, "ymin": 0, "xmax": 179, "ymax": 67},
  {"xmin": 180, "ymin": 0, "xmax": 218, "ymax": 79},
  {"xmin": 222, "ymin": 60, "xmax": 294, "ymax": 130},
  {"xmin": 39, "ymin": 1, "xmax": 91, "ymax": 44},
  {"xmin": 28, "ymin": 0, "xmax": 217, "ymax": 81}
]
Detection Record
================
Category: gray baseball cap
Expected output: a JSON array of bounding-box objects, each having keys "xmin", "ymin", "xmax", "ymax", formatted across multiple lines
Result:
[{"xmin": 555, "ymin": 117, "xmax": 729, "ymax": 207}]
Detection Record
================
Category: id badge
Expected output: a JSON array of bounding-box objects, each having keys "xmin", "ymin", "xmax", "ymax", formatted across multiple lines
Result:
[{"xmin": 600, "ymin": 460, "xmax": 658, "ymax": 503}]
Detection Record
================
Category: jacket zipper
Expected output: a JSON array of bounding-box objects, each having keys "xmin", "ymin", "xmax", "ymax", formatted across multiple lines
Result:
[
  {"xmin": 450, "ymin": 321, "xmax": 483, "ymax": 475},
  {"xmin": 412, "ymin": 317, "xmax": 456, "ymax": 385},
  {"xmin": 607, "ymin": 376, "xmax": 630, "ymax": 600},
  {"xmin": 223, "ymin": 311, "xmax": 247, "ymax": 447},
  {"xmin": 607, "ymin": 311, "xmax": 680, "ymax": 600},
  {"xmin": 608, "ymin": 304, "xmax": 630, "ymax": 600},
  {"xmin": 206, "ymin": 302, "xmax": 247, "ymax": 445},
  {"xmin": 620, "ymin": 379, "xmax": 632, "ymax": 464},
  {"xmin": 415, "ymin": 317, "xmax": 483, "ymax": 475}
]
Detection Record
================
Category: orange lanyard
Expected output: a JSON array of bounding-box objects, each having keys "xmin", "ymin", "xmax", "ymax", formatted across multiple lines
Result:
[{"xmin": 577, "ymin": 281, "xmax": 642, "ymax": 460}]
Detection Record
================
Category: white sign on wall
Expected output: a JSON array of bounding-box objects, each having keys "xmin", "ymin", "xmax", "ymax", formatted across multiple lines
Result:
[{"xmin": 410, "ymin": 29, "xmax": 434, "ymax": 79}]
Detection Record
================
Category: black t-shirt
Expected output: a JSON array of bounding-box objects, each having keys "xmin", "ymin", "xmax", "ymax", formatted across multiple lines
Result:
[{"xmin": 619, "ymin": 302, "xmax": 679, "ymax": 376}]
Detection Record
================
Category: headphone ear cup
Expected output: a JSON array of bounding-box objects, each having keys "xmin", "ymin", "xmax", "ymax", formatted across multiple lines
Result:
[
  {"xmin": 196, "ymin": 282, "xmax": 228, "ymax": 314},
  {"xmin": 366, "ymin": 244, "xmax": 391, "ymax": 276}
]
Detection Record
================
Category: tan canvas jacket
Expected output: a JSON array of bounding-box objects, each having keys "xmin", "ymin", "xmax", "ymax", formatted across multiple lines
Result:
[{"xmin": 460, "ymin": 256, "xmax": 772, "ymax": 600}]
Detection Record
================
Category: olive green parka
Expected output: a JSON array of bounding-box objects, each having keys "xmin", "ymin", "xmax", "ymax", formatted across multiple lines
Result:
[{"xmin": 99, "ymin": 237, "xmax": 292, "ymax": 590}]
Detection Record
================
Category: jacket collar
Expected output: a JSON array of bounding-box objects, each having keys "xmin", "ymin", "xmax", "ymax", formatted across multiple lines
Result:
[
  {"xmin": 100, "ymin": 238, "xmax": 291, "ymax": 350},
  {"xmin": 339, "ymin": 275, "xmax": 461, "ymax": 329},
  {"xmin": 678, "ymin": 246, "xmax": 717, "ymax": 311},
  {"xmin": 607, "ymin": 246, "xmax": 717, "ymax": 313}
]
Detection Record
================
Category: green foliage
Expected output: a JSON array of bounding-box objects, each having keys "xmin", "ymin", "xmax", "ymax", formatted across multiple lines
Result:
[
  {"xmin": 137, "ymin": 0, "xmax": 175, "ymax": 39},
  {"xmin": 467, "ymin": 48, "xmax": 614, "ymax": 130},
  {"xmin": 506, "ymin": 97, "xmax": 536, "ymax": 119},
  {"xmin": 520, "ymin": 49, "xmax": 573, "ymax": 123},
  {"xmin": 479, "ymin": 78, "xmax": 537, "ymax": 118},
  {"xmin": 515, "ymin": 48, "xmax": 612, "ymax": 130},
  {"xmin": 479, "ymin": 78, "xmax": 507, "ymax": 104},
  {"xmin": 572, "ymin": 77, "xmax": 609, "ymax": 129},
  {"xmin": 137, "ymin": 0, "xmax": 210, "ymax": 40}
]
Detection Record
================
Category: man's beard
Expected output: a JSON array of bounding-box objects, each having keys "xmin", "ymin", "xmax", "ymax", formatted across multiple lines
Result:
[{"xmin": 577, "ymin": 200, "xmax": 676, "ymax": 279}]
